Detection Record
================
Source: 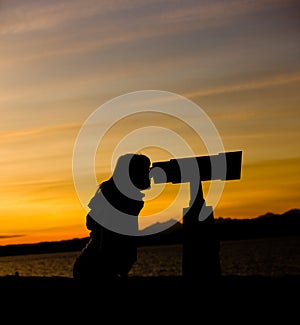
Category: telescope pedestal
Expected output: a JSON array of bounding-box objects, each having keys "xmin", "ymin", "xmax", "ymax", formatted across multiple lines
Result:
[{"xmin": 182, "ymin": 182, "xmax": 221, "ymax": 283}]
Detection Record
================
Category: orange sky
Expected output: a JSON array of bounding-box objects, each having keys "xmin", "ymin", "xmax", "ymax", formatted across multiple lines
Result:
[{"xmin": 0, "ymin": 0, "xmax": 299, "ymax": 245}]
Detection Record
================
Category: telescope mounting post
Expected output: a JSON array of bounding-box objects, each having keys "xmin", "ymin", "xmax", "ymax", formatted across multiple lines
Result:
[{"xmin": 182, "ymin": 179, "xmax": 221, "ymax": 283}]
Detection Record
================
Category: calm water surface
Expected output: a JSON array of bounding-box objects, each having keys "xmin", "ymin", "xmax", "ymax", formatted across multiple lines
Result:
[{"xmin": 0, "ymin": 236, "xmax": 299, "ymax": 278}]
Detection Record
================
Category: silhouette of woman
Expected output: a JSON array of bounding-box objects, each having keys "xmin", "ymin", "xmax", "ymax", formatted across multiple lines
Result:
[{"xmin": 72, "ymin": 153, "xmax": 151, "ymax": 282}]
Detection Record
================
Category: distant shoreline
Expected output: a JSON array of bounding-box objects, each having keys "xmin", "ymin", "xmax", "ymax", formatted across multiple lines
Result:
[{"xmin": 1, "ymin": 208, "xmax": 299, "ymax": 257}]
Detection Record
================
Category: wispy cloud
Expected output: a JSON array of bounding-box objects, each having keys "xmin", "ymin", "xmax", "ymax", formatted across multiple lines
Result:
[
  {"xmin": 0, "ymin": 234, "xmax": 25, "ymax": 239},
  {"xmin": 0, "ymin": 123, "xmax": 80, "ymax": 142},
  {"xmin": 2, "ymin": 0, "xmax": 297, "ymax": 62},
  {"xmin": 185, "ymin": 72, "xmax": 300, "ymax": 98},
  {"xmin": 0, "ymin": 0, "xmax": 161, "ymax": 35}
]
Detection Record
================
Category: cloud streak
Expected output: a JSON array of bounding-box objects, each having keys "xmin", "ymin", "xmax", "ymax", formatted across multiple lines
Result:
[
  {"xmin": 0, "ymin": 123, "xmax": 80, "ymax": 142},
  {"xmin": 185, "ymin": 72, "xmax": 300, "ymax": 98},
  {"xmin": 2, "ymin": 0, "xmax": 297, "ymax": 63},
  {"xmin": 0, "ymin": 234, "xmax": 25, "ymax": 239}
]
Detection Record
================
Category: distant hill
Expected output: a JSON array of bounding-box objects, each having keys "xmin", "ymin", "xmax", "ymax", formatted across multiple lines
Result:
[
  {"xmin": 137, "ymin": 208, "xmax": 300, "ymax": 245},
  {"xmin": 0, "ymin": 209, "xmax": 299, "ymax": 257},
  {"xmin": 215, "ymin": 208, "xmax": 300, "ymax": 240}
]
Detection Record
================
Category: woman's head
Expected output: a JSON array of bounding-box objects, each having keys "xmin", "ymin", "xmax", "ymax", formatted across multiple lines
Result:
[{"xmin": 112, "ymin": 153, "xmax": 151, "ymax": 193}]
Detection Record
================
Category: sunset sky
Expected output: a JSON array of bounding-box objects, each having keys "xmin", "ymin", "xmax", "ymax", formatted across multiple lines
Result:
[{"xmin": 1, "ymin": 0, "xmax": 299, "ymax": 245}]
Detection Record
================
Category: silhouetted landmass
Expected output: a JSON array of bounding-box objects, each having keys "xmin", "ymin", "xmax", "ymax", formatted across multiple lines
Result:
[
  {"xmin": 0, "ymin": 209, "xmax": 299, "ymax": 257},
  {"xmin": 0, "ymin": 237, "xmax": 90, "ymax": 257},
  {"xmin": 216, "ymin": 208, "xmax": 300, "ymax": 240},
  {"xmin": 138, "ymin": 208, "xmax": 300, "ymax": 245}
]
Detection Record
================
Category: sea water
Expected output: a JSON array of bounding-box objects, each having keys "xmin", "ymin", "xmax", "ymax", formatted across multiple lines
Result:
[{"xmin": 0, "ymin": 237, "xmax": 299, "ymax": 278}]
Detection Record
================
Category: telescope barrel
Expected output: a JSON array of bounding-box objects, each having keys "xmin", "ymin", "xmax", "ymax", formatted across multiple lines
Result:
[{"xmin": 150, "ymin": 151, "xmax": 242, "ymax": 184}]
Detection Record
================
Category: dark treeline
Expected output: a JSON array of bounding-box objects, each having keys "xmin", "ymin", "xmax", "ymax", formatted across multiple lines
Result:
[{"xmin": 0, "ymin": 209, "xmax": 299, "ymax": 257}]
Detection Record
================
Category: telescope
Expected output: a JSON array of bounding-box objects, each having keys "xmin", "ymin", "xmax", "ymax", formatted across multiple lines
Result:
[
  {"xmin": 149, "ymin": 150, "xmax": 243, "ymax": 281},
  {"xmin": 150, "ymin": 150, "xmax": 243, "ymax": 184},
  {"xmin": 149, "ymin": 151, "xmax": 242, "ymax": 283}
]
